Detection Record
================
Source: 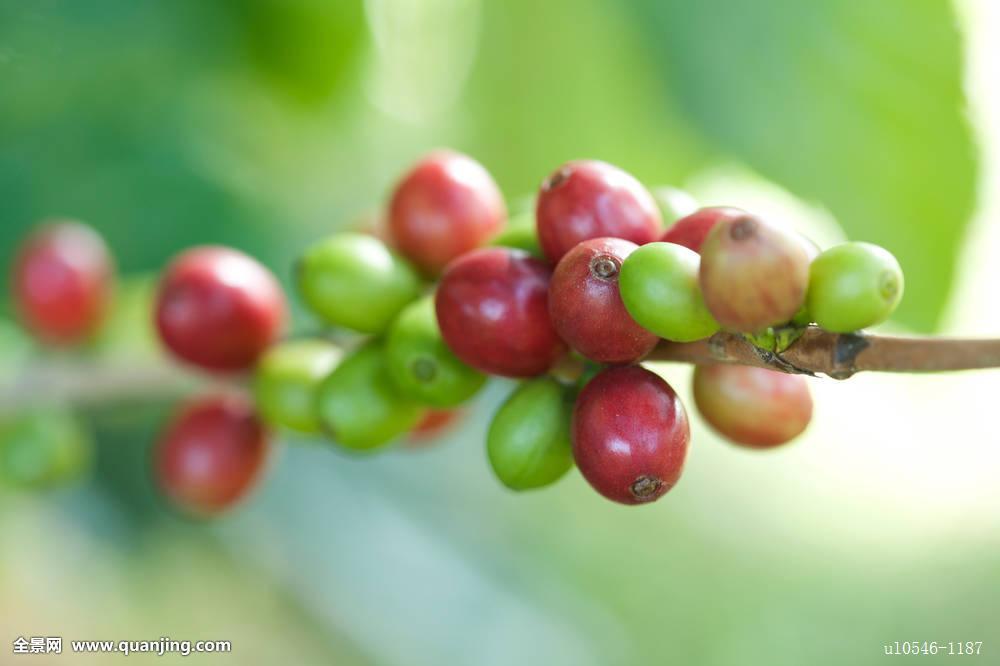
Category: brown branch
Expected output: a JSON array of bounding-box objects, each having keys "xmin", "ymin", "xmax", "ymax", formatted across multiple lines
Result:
[
  {"xmin": 648, "ymin": 328, "xmax": 1000, "ymax": 379},
  {"xmin": 2, "ymin": 329, "xmax": 1000, "ymax": 415}
]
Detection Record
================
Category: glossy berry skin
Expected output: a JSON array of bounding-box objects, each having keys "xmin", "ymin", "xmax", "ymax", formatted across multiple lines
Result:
[
  {"xmin": 316, "ymin": 341, "xmax": 423, "ymax": 451},
  {"xmin": 155, "ymin": 395, "xmax": 271, "ymax": 516},
  {"xmin": 572, "ymin": 366, "xmax": 689, "ymax": 505},
  {"xmin": 619, "ymin": 242, "xmax": 719, "ymax": 342},
  {"xmin": 487, "ymin": 378, "xmax": 574, "ymax": 491},
  {"xmin": 699, "ymin": 214, "xmax": 809, "ymax": 332},
  {"xmin": 12, "ymin": 221, "xmax": 114, "ymax": 345},
  {"xmin": 807, "ymin": 242, "xmax": 904, "ymax": 333},
  {"xmin": 296, "ymin": 233, "xmax": 422, "ymax": 334},
  {"xmin": 253, "ymin": 339, "xmax": 341, "ymax": 434},
  {"xmin": 536, "ymin": 160, "xmax": 662, "ymax": 264},
  {"xmin": 389, "ymin": 150, "xmax": 507, "ymax": 275},
  {"xmin": 490, "ymin": 210, "xmax": 543, "ymax": 258},
  {"xmin": 156, "ymin": 246, "xmax": 286, "ymax": 372},
  {"xmin": 385, "ymin": 296, "xmax": 486, "ymax": 407},
  {"xmin": 692, "ymin": 365, "xmax": 812, "ymax": 448},
  {"xmin": 435, "ymin": 247, "xmax": 566, "ymax": 378},
  {"xmin": 0, "ymin": 410, "xmax": 92, "ymax": 490},
  {"xmin": 661, "ymin": 206, "xmax": 746, "ymax": 254},
  {"xmin": 548, "ymin": 237, "xmax": 657, "ymax": 363}
]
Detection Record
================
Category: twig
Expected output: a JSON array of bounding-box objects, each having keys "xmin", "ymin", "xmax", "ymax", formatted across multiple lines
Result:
[
  {"xmin": 2, "ymin": 329, "xmax": 1000, "ymax": 415},
  {"xmin": 648, "ymin": 328, "xmax": 1000, "ymax": 379}
]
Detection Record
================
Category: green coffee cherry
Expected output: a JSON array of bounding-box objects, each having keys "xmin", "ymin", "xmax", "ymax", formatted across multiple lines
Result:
[
  {"xmin": 296, "ymin": 232, "xmax": 422, "ymax": 333},
  {"xmin": 385, "ymin": 296, "xmax": 486, "ymax": 407},
  {"xmin": 807, "ymin": 242, "xmax": 904, "ymax": 333},
  {"xmin": 489, "ymin": 211, "xmax": 543, "ymax": 258},
  {"xmin": 254, "ymin": 339, "xmax": 341, "ymax": 434},
  {"xmin": 487, "ymin": 378, "xmax": 574, "ymax": 491},
  {"xmin": 0, "ymin": 410, "xmax": 92, "ymax": 489},
  {"xmin": 619, "ymin": 242, "xmax": 719, "ymax": 342},
  {"xmin": 316, "ymin": 341, "xmax": 423, "ymax": 451}
]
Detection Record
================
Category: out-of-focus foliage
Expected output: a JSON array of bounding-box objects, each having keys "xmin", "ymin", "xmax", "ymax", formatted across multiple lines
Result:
[{"xmin": 629, "ymin": 0, "xmax": 976, "ymax": 331}]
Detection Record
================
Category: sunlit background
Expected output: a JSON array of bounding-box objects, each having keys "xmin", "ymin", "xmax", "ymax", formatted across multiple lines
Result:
[{"xmin": 1, "ymin": 1, "xmax": 999, "ymax": 664}]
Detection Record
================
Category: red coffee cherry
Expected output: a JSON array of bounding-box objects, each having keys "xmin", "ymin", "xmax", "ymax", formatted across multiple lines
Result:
[
  {"xmin": 389, "ymin": 150, "xmax": 507, "ymax": 275},
  {"xmin": 405, "ymin": 408, "xmax": 463, "ymax": 447},
  {"xmin": 536, "ymin": 160, "xmax": 662, "ymax": 264},
  {"xmin": 692, "ymin": 365, "xmax": 812, "ymax": 448},
  {"xmin": 572, "ymin": 366, "xmax": 689, "ymax": 505},
  {"xmin": 661, "ymin": 206, "xmax": 746, "ymax": 253},
  {"xmin": 699, "ymin": 213, "xmax": 810, "ymax": 332},
  {"xmin": 155, "ymin": 395, "xmax": 271, "ymax": 516},
  {"xmin": 435, "ymin": 247, "xmax": 566, "ymax": 378},
  {"xmin": 12, "ymin": 221, "xmax": 114, "ymax": 344},
  {"xmin": 155, "ymin": 246, "xmax": 286, "ymax": 372},
  {"xmin": 549, "ymin": 237, "xmax": 657, "ymax": 364}
]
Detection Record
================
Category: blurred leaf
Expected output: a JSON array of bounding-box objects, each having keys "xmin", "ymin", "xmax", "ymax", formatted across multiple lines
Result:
[
  {"xmin": 629, "ymin": 0, "xmax": 977, "ymax": 331},
  {"xmin": 233, "ymin": 0, "xmax": 366, "ymax": 106},
  {"xmin": 463, "ymin": 0, "xmax": 712, "ymax": 196}
]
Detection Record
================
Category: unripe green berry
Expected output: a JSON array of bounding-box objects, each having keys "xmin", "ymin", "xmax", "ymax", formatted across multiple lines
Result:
[
  {"xmin": 296, "ymin": 232, "xmax": 422, "ymax": 333},
  {"xmin": 316, "ymin": 341, "xmax": 424, "ymax": 451},
  {"xmin": 806, "ymin": 242, "xmax": 903, "ymax": 333},
  {"xmin": 253, "ymin": 339, "xmax": 341, "ymax": 434},
  {"xmin": 385, "ymin": 296, "xmax": 486, "ymax": 407},
  {"xmin": 0, "ymin": 410, "xmax": 92, "ymax": 489},
  {"xmin": 651, "ymin": 186, "xmax": 698, "ymax": 226},
  {"xmin": 489, "ymin": 211, "xmax": 543, "ymax": 258},
  {"xmin": 487, "ymin": 378, "xmax": 574, "ymax": 491},
  {"xmin": 619, "ymin": 242, "xmax": 719, "ymax": 342}
]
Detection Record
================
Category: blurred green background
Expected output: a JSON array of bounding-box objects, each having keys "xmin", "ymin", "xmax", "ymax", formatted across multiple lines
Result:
[{"xmin": 1, "ymin": 0, "xmax": 998, "ymax": 664}]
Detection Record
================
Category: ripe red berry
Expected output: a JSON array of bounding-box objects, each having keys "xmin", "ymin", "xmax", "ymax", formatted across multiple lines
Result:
[
  {"xmin": 661, "ymin": 206, "xmax": 746, "ymax": 253},
  {"xmin": 12, "ymin": 221, "xmax": 114, "ymax": 344},
  {"xmin": 536, "ymin": 160, "xmax": 662, "ymax": 264},
  {"xmin": 435, "ymin": 247, "xmax": 566, "ymax": 378},
  {"xmin": 699, "ymin": 213, "xmax": 809, "ymax": 332},
  {"xmin": 548, "ymin": 237, "xmax": 657, "ymax": 364},
  {"xmin": 389, "ymin": 150, "xmax": 507, "ymax": 275},
  {"xmin": 155, "ymin": 395, "xmax": 271, "ymax": 516},
  {"xmin": 155, "ymin": 246, "xmax": 286, "ymax": 372},
  {"xmin": 572, "ymin": 366, "xmax": 689, "ymax": 505},
  {"xmin": 692, "ymin": 365, "xmax": 812, "ymax": 448}
]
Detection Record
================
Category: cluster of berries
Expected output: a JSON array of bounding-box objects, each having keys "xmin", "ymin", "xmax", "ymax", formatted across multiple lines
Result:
[{"xmin": 2, "ymin": 149, "xmax": 904, "ymax": 511}]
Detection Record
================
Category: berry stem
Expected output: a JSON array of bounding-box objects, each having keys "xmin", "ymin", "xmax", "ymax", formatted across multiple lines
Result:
[
  {"xmin": 3, "ymin": 328, "xmax": 1000, "ymax": 416},
  {"xmin": 649, "ymin": 328, "xmax": 1000, "ymax": 379}
]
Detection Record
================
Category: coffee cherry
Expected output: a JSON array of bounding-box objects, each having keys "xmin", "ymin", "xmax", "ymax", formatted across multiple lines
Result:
[
  {"xmin": 548, "ymin": 237, "xmax": 657, "ymax": 363},
  {"xmin": 536, "ymin": 160, "xmax": 662, "ymax": 264},
  {"xmin": 651, "ymin": 186, "xmax": 698, "ymax": 226},
  {"xmin": 385, "ymin": 296, "xmax": 486, "ymax": 407},
  {"xmin": 661, "ymin": 206, "xmax": 745, "ymax": 254},
  {"xmin": 406, "ymin": 408, "xmax": 463, "ymax": 446},
  {"xmin": 807, "ymin": 242, "xmax": 904, "ymax": 333},
  {"xmin": 435, "ymin": 247, "xmax": 566, "ymax": 377},
  {"xmin": 490, "ymin": 210, "xmax": 543, "ymax": 258},
  {"xmin": 572, "ymin": 366, "xmax": 689, "ymax": 505},
  {"xmin": 296, "ymin": 232, "xmax": 422, "ymax": 334},
  {"xmin": 155, "ymin": 395, "xmax": 271, "ymax": 516},
  {"xmin": 389, "ymin": 150, "xmax": 507, "ymax": 275},
  {"xmin": 156, "ymin": 246, "xmax": 286, "ymax": 372},
  {"xmin": 619, "ymin": 242, "xmax": 719, "ymax": 343},
  {"xmin": 487, "ymin": 378, "xmax": 574, "ymax": 491},
  {"xmin": 0, "ymin": 410, "xmax": 92, "ymax": 490},
  {"xmin": 12, "ymin": 221, "xmax": 114, "ymax": 345},
  {"xmin": 692, "ymin": 365, "xmax": 812, "ymax": 448},
  {"xmin": 253, "ymin": 339, "xmax": 341, "ymax": 434},
  {"xmin": 316, "ymin": 341, "xmax": 423, "ymax": 451},
  {"xmin": 699, "ymin": 213, "xmax": 809, "ymax": 332}
]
